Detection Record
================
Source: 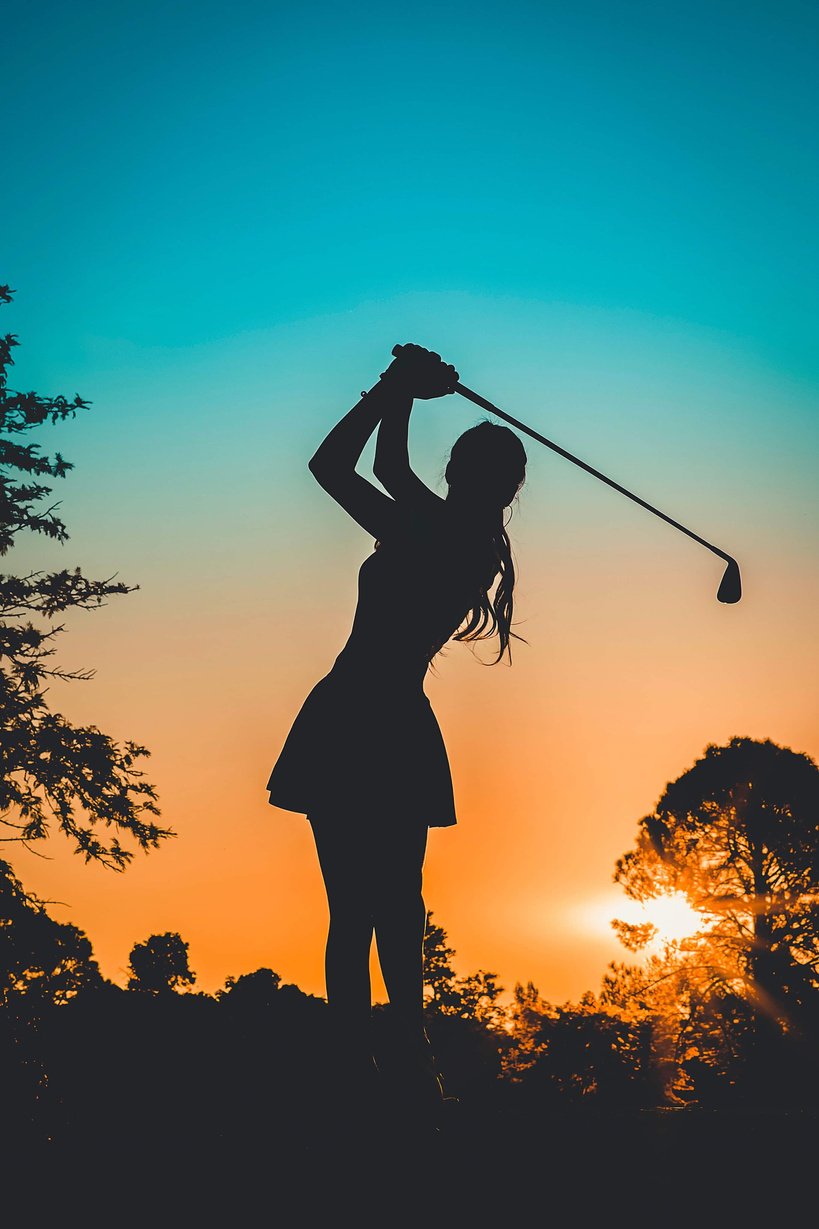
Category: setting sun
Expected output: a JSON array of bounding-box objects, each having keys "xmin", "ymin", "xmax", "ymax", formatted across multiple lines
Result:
[
  {"xmin": 577, "ymin": 890, "xmax": 705, "ymax": 950},
  {"xmin": 635, "ymin": 892, "xmax": 705, "ymax": 945}
]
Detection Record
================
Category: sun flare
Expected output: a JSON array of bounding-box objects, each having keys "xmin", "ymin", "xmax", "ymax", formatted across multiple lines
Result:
[
  {"xmin": 635, "ymin": 892, "xmax": 704, "ymax": 945},
  {"xmin": 577, "ymin": 890, "xmax": 705, "ymax": 949}
]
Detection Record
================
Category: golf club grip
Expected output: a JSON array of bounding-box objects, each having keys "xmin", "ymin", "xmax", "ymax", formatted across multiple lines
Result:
[{"xmin": 389, "ymin": 344, "xmax": 734, "ymax": 569}]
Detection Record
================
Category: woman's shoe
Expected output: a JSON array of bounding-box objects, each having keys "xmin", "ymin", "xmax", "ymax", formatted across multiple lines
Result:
[{"xmin": 378, "ymin": 1016, "xmax": 451, "ymax": 1129}]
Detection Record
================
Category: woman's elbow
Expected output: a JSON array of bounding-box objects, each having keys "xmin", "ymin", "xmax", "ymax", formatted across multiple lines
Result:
[
  {"xmin": 309, "ymin": 451, "xmax": 330, "ymax": 480},
  {"xmin": 309, "ymin": 453, "xmax": 342, "ymax": 495}
]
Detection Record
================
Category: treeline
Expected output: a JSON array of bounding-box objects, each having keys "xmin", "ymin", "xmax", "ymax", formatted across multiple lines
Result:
[{"xmin": 3, "ymin": 845, "xmax": 819, "ymax": 1159}]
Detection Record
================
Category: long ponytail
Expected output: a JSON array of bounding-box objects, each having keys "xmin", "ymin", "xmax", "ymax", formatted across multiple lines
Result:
[{"xmin": 452, "ymin": 508, "xmax": 522, "ymax": 664}]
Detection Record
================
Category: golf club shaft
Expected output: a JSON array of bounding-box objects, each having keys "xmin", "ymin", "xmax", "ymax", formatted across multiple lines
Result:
[{"xmin": 452, "ymin": 380, "xmax": 734, "ymax": 568}]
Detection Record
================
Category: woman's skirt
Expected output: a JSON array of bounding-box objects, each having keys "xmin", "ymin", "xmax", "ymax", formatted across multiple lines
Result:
[{"xmin": 265, "ymin": 663, "xmax": 457, "ymax": 828}]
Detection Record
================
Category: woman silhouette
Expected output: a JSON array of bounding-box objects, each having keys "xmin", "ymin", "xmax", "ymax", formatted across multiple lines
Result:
[{"xmin": 266, "ymin": 344, "xmax": 527, "ymax": 1114}]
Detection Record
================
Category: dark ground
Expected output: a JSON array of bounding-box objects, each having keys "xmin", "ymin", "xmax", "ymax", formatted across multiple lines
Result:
[
  {"xmin": 5, "ymin": 1091, "xmax": 814, "ymax": 1224},
  {"xmin": 3, "ymin": 993, "xmax": 814, "ymax": 1223}
]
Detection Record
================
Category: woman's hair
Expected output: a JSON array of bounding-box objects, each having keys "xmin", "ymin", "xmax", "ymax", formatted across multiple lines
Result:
[{"xmin": 445, "ymin": 421, "xmax": 527, "ymax": 664}]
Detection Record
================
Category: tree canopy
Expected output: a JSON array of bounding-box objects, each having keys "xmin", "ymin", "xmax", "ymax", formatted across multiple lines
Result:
[
  {"xmin": 128, "ymin": 932, "xmax": 196, "ymax": 994},
  {"xmin": 0, "ymin": 286, "xmax": 171, "ymax": 868},
  {"xmin": 0, "ymin": 858, "xmax": 102, "ymax": 1008},
  {"xmin": 606, "ymin": 737, "xmax": 819, "ymax": 1105},
  {"xmin": 615, "ymin": 737, "xmax": 819, "ymax": 1027}
]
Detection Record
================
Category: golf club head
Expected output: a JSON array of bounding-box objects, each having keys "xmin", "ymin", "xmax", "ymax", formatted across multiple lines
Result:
[{"xmin": 717, "ymin": 557, "xmax": 742, "ymax": 604}]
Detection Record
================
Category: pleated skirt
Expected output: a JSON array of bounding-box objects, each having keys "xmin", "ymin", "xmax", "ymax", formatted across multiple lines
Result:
[{"xmin": 265, "ymin": 661, "xmax": 457, "ymax": 828}]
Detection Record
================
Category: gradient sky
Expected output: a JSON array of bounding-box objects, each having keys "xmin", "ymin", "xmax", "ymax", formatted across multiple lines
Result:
[{"xmin": 5, "ymin": 0, "xmax": 819, "ymax": 1002}]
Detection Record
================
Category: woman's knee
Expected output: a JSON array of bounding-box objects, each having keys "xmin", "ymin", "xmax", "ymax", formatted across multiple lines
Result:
[
  {"xmin": 327, "ymin": 896, "xmax": 374, "ymax": 936},
  {"xmin": 373, "ymin": 884, "xmax": 426, "ymax": 934}
]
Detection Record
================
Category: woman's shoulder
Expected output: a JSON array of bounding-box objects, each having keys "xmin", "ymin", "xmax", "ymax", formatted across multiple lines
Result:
[{"xmin": 386, "ymin": 497, "xmax": 491, "ymax": 560}]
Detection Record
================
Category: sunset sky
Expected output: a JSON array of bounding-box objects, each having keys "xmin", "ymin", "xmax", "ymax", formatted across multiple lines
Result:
[{"xmin": 5, "ymin": 0, "xmax": 818, "ymax": 1003}]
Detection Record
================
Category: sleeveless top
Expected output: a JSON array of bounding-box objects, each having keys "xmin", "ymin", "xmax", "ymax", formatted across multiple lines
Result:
[
  {"xmin": 333, "ymin": 503, "xmax": 496, "ymax": 689},
  {"xmin": 266, "ymin": 501, "xmax": 497, "ymax": 826}
]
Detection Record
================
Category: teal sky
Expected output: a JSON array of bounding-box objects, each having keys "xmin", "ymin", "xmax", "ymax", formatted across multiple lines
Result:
[
  {"xmin": 6, "ymin": 0, "xmax": 818, "ymax": 567},
  {"xmin": 6, "ymin": 0, "xmax": 819, "ymax": 368},
  {"xmin": 5, "ymin": 1, "xmax": 819, "ymax": 998}
]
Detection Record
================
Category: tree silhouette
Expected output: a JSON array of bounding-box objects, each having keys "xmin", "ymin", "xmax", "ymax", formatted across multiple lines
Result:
[
  {"xmin": 609, "ymin": 737, "xmax": 819, "ymax": 1104},
  {"xmin": 615, "ymin": 738, "xmax": 819, "ymax": 1024},
  {"xmin": 423, "ymin": 910, "xmax": 504, "ymax": 1024},
  {"xmin": 0, "ymin": 858, "xmax": 105, "ymax": 1141},
  {"xmin": 599, "ymin": 946, "xmax": 758, "ymax": 1104},
  {"xmin": 416, "ymin": 912, "xmax": 509, "ymax": 1099},
  {"xmin": 219, "ymin": 968, "xmax": 283, "ymax": 1007},
  {"xmin": 503, "ymin": 981, "xmax": 659, "ymax": 1106},
  {"xmin": 0, "ymin": 286, "xmax": 171, "ymax": 869},
  {"xmin": 423, "ymin": 912, "xmax": 459, "ymax": 1010},
  {"xmin": 0, "ymin": 858, "xmax": 102, "ymax": 1008},
  {"xmin": 128, "ymin": 932, "xmax": 195, "ymax": 994}
]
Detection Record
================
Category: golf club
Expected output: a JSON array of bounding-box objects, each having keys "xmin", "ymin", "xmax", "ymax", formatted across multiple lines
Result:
[{"xmin": 391, "ymin": 344, "xmax": 742, "ymax": 604}]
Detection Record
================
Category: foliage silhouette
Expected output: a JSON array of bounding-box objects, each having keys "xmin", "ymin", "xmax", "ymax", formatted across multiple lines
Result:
[
  {"xmin": 422, "ymin": 911, "xmax": 459, "ymax": 1008},
  {"xmin": 0, "ymin": 858, "xmax": 104, "ymax": 1142},
  {"xmin": 0, "ymin": 858, "xmax": 103, "ymax": 1008},
  {"xmin": 0, "ymin": 285, "xmax": 171, "ymax": 868},
  {"xmin": 128, "ymin": 931, "xmax": 196, "ymax": 994},
  {"xmin": 609, "ymin": 736, "xmax": 819, "ymax": 1105},
  {"xmin": 423, "ymin": 910, "xmax": 506, "ymax": 1027},
  {"xmin": 503, "ymin": 980, "xmax": 661, "ymax": 1107},
  {"xmin": 218, "ymin": 966, "xmax": 283, "ymax": 1005}
]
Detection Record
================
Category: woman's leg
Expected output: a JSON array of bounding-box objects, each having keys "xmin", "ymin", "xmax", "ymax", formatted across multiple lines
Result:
[
  {"xmin": 309, "ymin": 813, "xmax": 375, "ymax": 1040},
  {"xmin": 372, "ymin": 823, "xmax": 447, "ymax": 1117},
  {"xmin": 372, "ymin": 822, "xmax": 429, "ymax": 1035}
]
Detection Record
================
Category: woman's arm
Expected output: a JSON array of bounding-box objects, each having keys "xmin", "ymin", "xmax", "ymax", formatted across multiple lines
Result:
[
  {"xmin": 308, "ymin": 347, "xmax": 457, "ymax": 539},
  {"xmin": 373, "ymin": 345, "xmax": 458, "ymax": 516},
  {"xmin": 308, "ymin": 380, "xmax": 398, "ymax": 540},
  {"xmin": 372, "ymin": 386, "xmax": 445, "ymax": 515}
]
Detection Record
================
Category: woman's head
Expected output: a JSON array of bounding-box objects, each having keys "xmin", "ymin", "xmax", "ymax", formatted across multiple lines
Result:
[
  {"xmin": 444, "ymin": 422, "xmax": 527, "ymax": 665},
  {"xmin": 445, "ymin": 421, "xmax": 527, "ymax": 513}
]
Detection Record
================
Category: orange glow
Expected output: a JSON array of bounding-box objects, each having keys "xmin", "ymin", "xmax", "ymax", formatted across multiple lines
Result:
[{"xmin": 577, "ymin": 890, "xmax": 704, "ymax": 951}]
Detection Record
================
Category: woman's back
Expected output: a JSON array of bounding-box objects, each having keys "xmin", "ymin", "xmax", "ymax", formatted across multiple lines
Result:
[{"xmin": 336, "ymin": 504, "xmax": 495, "ymax": 687}]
